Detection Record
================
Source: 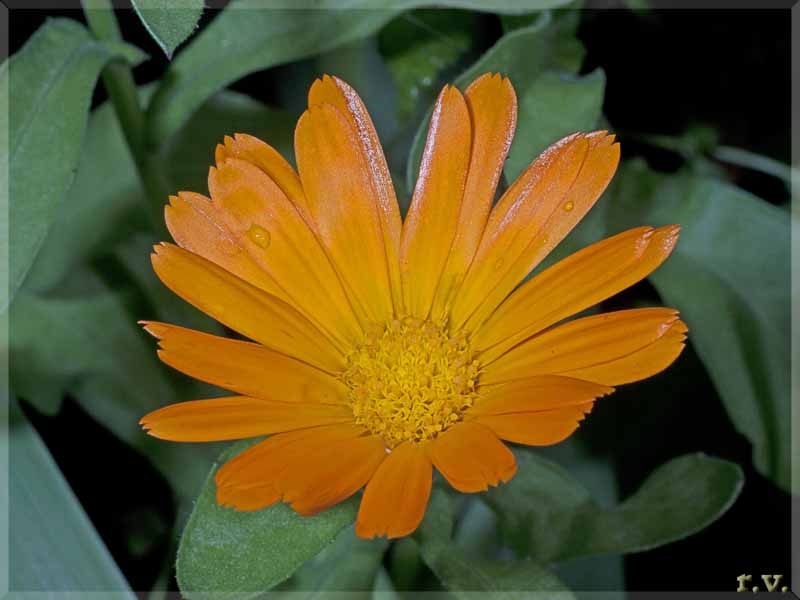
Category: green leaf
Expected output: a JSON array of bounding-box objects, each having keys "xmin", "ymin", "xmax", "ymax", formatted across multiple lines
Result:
[
  {"xmin": 486, "ymin": 450, "xmax": 743, "ymax": 562},
  {"xmin": 406, "ymin": 16, "xmax": 601, "ymax": 191},
  {"xmin": 146, "ymin": 0, "xmax": 571, "ymax": 146},
  {"xmin": 177, "ymin": 440, "xmax": 360, "ymax": 598},
  {"xmin": 416, "ymin": 487, "xmax": 574, "ymax": 598},
  {"xmin": 599, "ymin": 162, "xmax": 791, "ymax": 491},
  {"xmin": 131, "ymin": 0, "xmax": 203, "ymax": 59},
  {"xmin": 1, "ymin": 18, "xmax": 145, "ymax": 310},
  {"xmin": 9, "ymin": 401, "xmax": 135, "ymax": 595},
  {"xmin": 22, "ymin": 93, "xmax": 146, "ymax": 293},
  {"xmin": 145, "ymin": 2, "xmax": 397, "ymax": 146}
]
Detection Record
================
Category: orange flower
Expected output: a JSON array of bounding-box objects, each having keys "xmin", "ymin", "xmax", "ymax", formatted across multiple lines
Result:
[{"xmin": 140, "ymin": 73, "xmax": 686, "ymax": 539}]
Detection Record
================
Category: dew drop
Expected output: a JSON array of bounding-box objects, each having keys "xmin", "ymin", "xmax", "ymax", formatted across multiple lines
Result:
[
  {"xmin": 563, "ymin": 200, "xmax": 575, "ymax": 212},
  {"xmin": 494, "ymin": 257, "xmax": 504, "ymax": 271},
  {"xmin": 247, "ymin": 223, "xmax": 271, "ymax": 249}
]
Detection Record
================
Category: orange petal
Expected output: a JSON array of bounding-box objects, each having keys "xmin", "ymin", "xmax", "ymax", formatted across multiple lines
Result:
[
  {"xmin": 467, "ymin": 375, "xmax": 613, "ymax": 416},
  {"xmin": 431, "ymin": 73, "xmax": 517, "ymax": 319},
  {"xmin": 450, "ymin": 131, "xmax": 620, "ymax": 332},
  {"xmin": 216, "ymin": 425, "xmax": 385, "ymax": 516},
  {"xmin": 308, "ymin": 75, "xmax": 403, "ymax": 310},
  {"xmin": 216, "ymin": 426, "xmax": 336, "ymax": 489},
  {"xmin": 427, "ymin": 421, "xmax": 516, "ymax": 493},
  {"xmin": 140, "ymin": 396, "xmax": 352, "ymax": 442},
  {"xmin": 474, "ymin": 403, "xmax": 595, "ymax": 446},
  {"xmin": 355, "ymin": 442, "xmax": 432, "ymax": 539},
  {"xmin": 483, "ymin": 308, "xmax": 688, "ymax": 386},
  {"xmin": 277, "ymin": 435, "xmax": 386, "ymax": 516},
  {"xmin": 217, "ymin": 482, "xmax": 281, "ymax": 511},
  {"xmin": 150, "ymin": 243, "xmax": 344, "ymax": 372},
  {"xmin": 215, "ymin": 133, "xmax": 308, "ymax": 217},
  {"xmin": 165, "ymin": 192, "xmax": 285, "ymax": 299},
  {"xmin": 215, "ymin": 429, "xmax": 330, "ymax": 511},
  {"xmin": 475, "ymin": 225, "xmax": 681, "ymax": 364},
  {"xmin": 142, "ymin": 321, "xmax": 348, "ymax": 403},
  {"xmin": 208, "ymin": 158, "xmax": 363, "ymax": 351},
  {"xmin": 400, "ymin": 85, "xmax": 472, "ymax": 319},
  {"xmin": 295, "ymin": 103, "xmax": 394, "ymax": 325}
]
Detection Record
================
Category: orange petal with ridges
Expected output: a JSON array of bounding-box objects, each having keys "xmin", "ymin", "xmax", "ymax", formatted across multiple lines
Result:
[
  {"xmin": 467, "ymin": 375, "xmax": 613, "ymax": 416},
  {"xmin": 428, "ymin": 421, "xmax": 516, "ymax": 493},
  {"xmin": 142, "ymin": 321, "xmax": 348, "ymax": 404},
  {"xmin": 150, "ymin": 243, "xmax": 344, "ymax": 372},
  {"xmin": 208, "ymin": 158, "xmax": 362, "ymax": 350},
  {"xmin": 400, "ymin": 85, "xmax": 472, "ymax": 319},
  {"xmin": 356, "ymin": 442, "xmax": 432, "ymax": 539},
  {"xmin": 565, "ymin": 319, "xmax": 688, "ymax": 385},
  {"xmin": 216, "ymin": 133, "xmax": 308, "ymax": 217},
  {"xmin": 216, "ymin": 427, "xmax": 337, "ymax": 489},
  {"xmin": 483, "ymin": 308, "xmax": 687, "ymax": 386},
  {"xmin": 474, "ymin": 403, "xmax": 595, "ymax": 446},
  {"xmin": 295, "ymin": 103, "xmax": 394, "ymax": 325},
  {"xmin": 278, "ymin": 434, "xmax": 386, "ymax": 516},
  {"xmin": 215, "ymin": 425, "xmax": 383, "ymax": 516},
  {"xmin": 309, "ymin": 75, "xmax": 404, "ymax": 311},
  {"xmin": 475, "ymin": 225, "xmax": 680, "ymax": 364},
  {"xmin": 431, "ymin": 73, "xmax": 517, "ymax": 319},
  {"xmin": 165, "ymin": 192, "xmax": 286, "ymax": 299},
  {"xmin": 140, "ymin": 396, "xmax": 352, "ymax": 442},
  {"xmin": 217, "ymin": 482, "xmax": 281, "ymax": 512},
  {"xmin": 451, "ymin": 131, "xmax": 620, "ymax": 332}
]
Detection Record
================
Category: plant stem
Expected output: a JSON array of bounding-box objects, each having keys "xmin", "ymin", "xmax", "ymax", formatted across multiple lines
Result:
[{"xmin": 81, "ymin": 0, "xmax": 169, "ymax": 237}]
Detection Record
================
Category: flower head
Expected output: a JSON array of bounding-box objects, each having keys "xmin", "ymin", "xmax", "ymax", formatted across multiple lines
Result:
[{"xmin": 140, "ymin": 73, "xmax": 686, "ymax": 538}]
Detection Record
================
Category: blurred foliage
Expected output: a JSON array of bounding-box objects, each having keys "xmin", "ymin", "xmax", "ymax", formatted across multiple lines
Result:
[
  {"xmin": 414, "ymin": 487, "xmax": 574, "ymax": 598},
  {"xmin": 4, "ymin": 1, "xmax": 790, "ymax": 597},
  {"xmin": 9, "ymin": 400, "xmax": 136, "ymax": 596}
]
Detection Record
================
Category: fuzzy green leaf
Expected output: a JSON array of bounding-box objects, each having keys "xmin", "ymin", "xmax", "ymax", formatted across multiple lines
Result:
[
  {"xmin": 177, "ymin": 440, "xmax": 360, "ymax": 598},
  {"xmin": 131, "ymin": 0, "xmax": 203, "ymax": 59},
  {"xmin": 486, "ymin": 450, "xmax": 743, "ymax": 562}
]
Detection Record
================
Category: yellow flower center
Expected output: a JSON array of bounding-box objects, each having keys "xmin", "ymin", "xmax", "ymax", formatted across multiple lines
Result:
[{"xmin": 342, "ymin": 317, "xmax": 480, "ymax": 448}]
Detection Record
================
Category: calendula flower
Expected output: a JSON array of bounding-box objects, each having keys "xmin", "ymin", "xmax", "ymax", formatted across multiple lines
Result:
[{"xmin": 140, "ymin": 73, "xmax": 686, "ymax": 539}]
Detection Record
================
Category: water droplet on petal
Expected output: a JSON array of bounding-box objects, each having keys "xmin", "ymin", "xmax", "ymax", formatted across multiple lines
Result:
[
  {"xmin": 247, "ymin": 223, "xmax": 271, "ymax": 249},
  {"xmin": 494, "ymin": 258, "xmax": 504, "ymax": 271},
  {"xmin": 563, "ymin": 201, "xmax": 575, "ymax": 212}
]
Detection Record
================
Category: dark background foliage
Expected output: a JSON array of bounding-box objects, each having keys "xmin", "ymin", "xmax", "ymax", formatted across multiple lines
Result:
[{"xmin": 9, "ymin": 4, "xmax": 791, "ymax": 595}]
